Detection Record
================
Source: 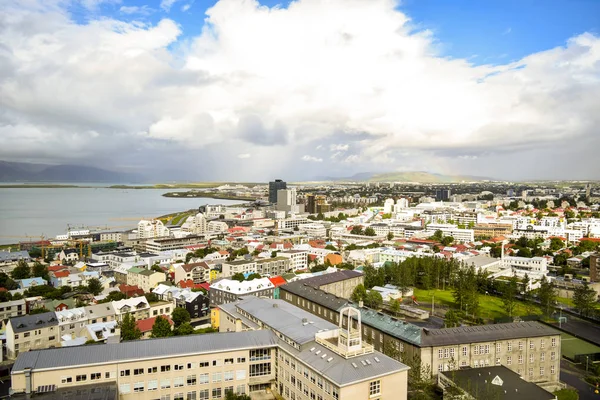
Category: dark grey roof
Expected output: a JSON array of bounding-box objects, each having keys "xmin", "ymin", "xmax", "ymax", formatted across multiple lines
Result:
[
  {"xmin": 420, "ymin": 321, "xmax": 560, "ymax": 347},
  {"xmin": 280, "ymin": 340, "xmax": 409, "ymax": 387},
  {"xmin": 0, "ymin": 251, "xmax": 30, "ymax": 263},
  {"xmin": 12, "ymin": 330, "xmax": 278, "ymax": 373},
  {"xmin": 441, "ymin": 366, "xmax": 555, "ymax": 400},
  {"xmin": 225, "ymin": 296, "xmax": 338, "ymax": 345},
  {"xmin": 299, "ymin": 270, "xmax": 363, "ymax": 288},
  {"xmin": 11, "ymin": 382, "xmax": 117, "ymax": 399},
  {"xmin": 280, "ymin": 281, "xmax": 348, "ymax": 310},
  {"xmin": 9, "ymin": 312, "xmax": 58, "ymax": 333}
]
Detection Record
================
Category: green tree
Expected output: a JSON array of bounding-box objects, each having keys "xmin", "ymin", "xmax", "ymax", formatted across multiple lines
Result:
[
  {"xmin": 364, "ymin": 227, "xmax": 376, "ymax": 236},
  {"xmin": 550, "ymin": 237, "xmax": 565, "ymax": 251},
  {"xmin": 573, "ymin": 283, "xmax": 598, "ymax": 317},
  {"xmin": 231, "ymin": 273, "xmax": 245, "ymax": 282},
  {"xmin": 29, "ymin": 307, "xmax": 50, "ymax": 315},
  {"xmin": 270, "ymin": 251, "xmax": 278, "ymax": 258},
  {"xmin": 386, "ymin": 232, "xmax": 394, "ymax": 241},
  {"xmin": 11, "ymin": 260, "xmax": 31, "ymax": 280},
  {"xmin": 325, "ymin": 244, "xmax": 337, "ymax": 251},
  {"xmin": 32, "ymin": 262, "xmax": 49, "ymax": 281},
  {"xmin": 120, "ymin": 313, "xmax": 142, "ymax": 341},
  {"xmin": 86, "ymin": 278, "xmax": 103, "ymax": 296},
  {"xmin": 225, "ymin": 392, "xmax": 251, "ymax": 400},
  {"xmin": 517, "ymin": 247, "xmax": 532, "ymax": 258},
  {"xmin": 390, "ymin": 298, "xmax": 401, "ymax": 316},
  {"xmin": 151, "ymin": 315, "xmax": 174, "ymax": 338},
  {"xmin": 146, "ymin": 292, "xmax": 160, "ymax": 303},
  {"xmin": 350, "ymin": 225, "xmax": 364, "ymax": 235},
  {"xmin": 351, "ymin": 284, "xmax": 367, "ymax": 303},
  {"xmin": 171, "ymin": 307, "xmax": 191, "ymax": 328},
  {"xmin": 430, "ymin": 230, "xmax": 443, "ymax": 242},
  {"xmin": 175, "ymin": 322, "xmax": 195, "ymax": 336},
  {"xmin": 538, "ymin": 276, "xmax": 557, "ymax": 316},
  {"xmin": 0, "ymin": 272, "xmax": 18, "ymax": 290},
  {"xmin": 502, "ymin": 274, "xmax": 519, "ymax": 317},
  {"xmin": 404, "ymin": 354, "xmax": 436, "ymax": 400},
  {"xmin": 98, "ymin": 291, "xmax": 127, "ymax": 303},
  {"xmin": 441, "ymin": 236, "xmax": 454, "ymax": 246},
  {"xmin": 246, "ymin": 273, "xmax": 261, "ymax": 281},
  {"xmin": 365, "ymin": 290, "xmax": 383, "ymax": 309},
  {"xmin": 444, "ymin": 309, "xmax": 461, "ymax": 328},
  {"xmin": 151, "ymin": 264, "xmax": 164, "ymax": 273}
]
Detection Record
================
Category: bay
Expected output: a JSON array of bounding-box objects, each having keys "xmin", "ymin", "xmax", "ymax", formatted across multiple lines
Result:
[{"xmin": 0, "ymin": 187, "xmax": 240, "ymax": 245}]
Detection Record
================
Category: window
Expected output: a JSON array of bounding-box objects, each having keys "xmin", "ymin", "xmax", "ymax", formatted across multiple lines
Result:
[
  {"xmin": 224, "ymin": 386, "xmax": 234, "ymax": 395},
  {"xmin": 61, "ymin": 377, "xmax": 72, "ymax": 384},
  {"xmin": 249, "ymin": 363, "xmax": 271, "ymax": 377},
  {"xmin": 552, "ymin": 337, "xmax": 557, "ymax": 347},
  {"xmin": 551, "ymin": 365, "xmax": 556, "ymax": 374},
  {"xmin": 474, "ymin": 346, "xmax": 479, "ymax": 355},
  {"xmin": 212, "ymin": 372, "xmax": 222, "ymax": 383},
  {"xmin": 438, "ymin": 349, "xmax": 443, "ymax": 359},
  {"xmin": 134, "ymin": 382, "xmax": 144, "ymax": 392},
  {"xmin": 496, "ymin": 343, "xmax": 501, "ymax": 353},
  {"xmin": 148, "ymin": 380, "xmax": 158, "ymax": 391},
  {"xmin": 541, "ymin": 352, "xmax": 545, "ymax": 362},
  {"xmin": 236, "ymin": 370, "xmax": 246, "ymax": 380},
  {"xmin": 317, "ymin": 377, "xmax": 323, "ymax": 389},
  {"xmin": 528, "ymin": 368, "xmax": 533, "ymax": 376},
  {"xmin": 161, "ymin": 395, "xmax": 171, "ymax": 400},
  {"xmin": 212, "ymin": 360, "xmax": 221, "ymax": 367},
  {"xmin": 540, "ymin": 367, "xmax": 545, "ymax": 375},
  {"xmin": 212, "ymin": 388, "xmax": 222, "ymax": 399},
  {"xmin": 90, "ymin": 373, "xmax": 101, "ymax": 380},
  {"xmin": 438, "ymin": 364, "xmax": 444, "ymax": 372},
  {"xmin": 187, "ymin": 363, "xmax": 194, "ymax": 369},
  {"xmin": 175, "ymin": 364, "xmax": 185, "ymax": 371},
  {"xmin": 250, "ymin": 348, "xmax": 270, "ymax": 361},
  {"xmin": 174, "ymin": 393, "xmax": 184, "ymax": 400},
  {"xmin": 199, "ymin": 389, "xmax": 209, "ymax": 400},
  {"xmin": 105, "ymin": 372, "xmax": 113, "ymax": 379},
  {"xmin": 120, "ymin": 384, "xmax": 131, "ymax": 394},
  {"xmin": 187, "ymin": 375, "xmax": 197, "ymax": 385},
  {"xmin": 529, "ymin": 354, "xmax": 534, "ymax": 363},
  {"xmin": 551, "ymin": 351, "xmax": 556, "ymax": 361},
  {"xmin": 530, "ymin": 341, "xmax": 535, "ymax": 349},
  {"xmin": 161, "ymin": 379, "xmax": 171, "ymax": 390},
  {"xmin": 199, "ymin": 361, "xmax": 209, "ymax": 368},
  {"xmin": 507, "ymin": 356, "xmax": 512, "ymax": 365},
  {"xmin": 76, "ymin": 375, "xmax": 87, "ymax": 382},
  {"xmin": 148, "ymin": 367, "xmax": 158, "ymax": 374},
  {"xmin": 134, "ymin": 368, "xmax": 144, "ymax": 375},
  {"xmin": 161, "ymin": 365, "xmax": 171, "ymax": 372},
  {"xmin": 224, "ymin": 371, "xmax": 234, "ymax": 381},
  {"xmin": 496, "ymin": 358, "xmax": 500, "ymax": 365},
  {"xmin": 519, "ymin": 341, "xmax": 523, "ymax": 351},
  {"xmin": 225, "ymin": 358, "xmax": 234, "ymax": 365},
  {"xmin": 174, "ymin": 377, "xmax": 185, "ymax": 388},
  {"xmin": 199, "ymin": 373, "xmax": 209, "ymax": 384},
  {"xmin": 507, "ymin": 342, "xmax": 512, "ymax": 352},
  {"xmin": 518, "ymin": 355, "xmax": 523, "ymax": 364},
  {"xmin": 187, "ymin": 391, "xmax": 197, "ymax": 400},
  {"xmin": 540, "ymin": 339, "xmax": 545, "ymax": 349},
  {"xmin": 120, "ymin": 370, "xmax": 130, "ymax": 377},
  {"xmin": 237, "ymin": 357, "xmax": 246, "ymax": 363}
]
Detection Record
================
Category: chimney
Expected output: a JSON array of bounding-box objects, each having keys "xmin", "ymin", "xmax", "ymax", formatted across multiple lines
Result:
[
  {"xmin": 24, "ymin": 368, "xmax": 32, "ymax": 395},
  {"xmin": 358, "ymin": 300, "xmax": 364, "ymax": 308}
]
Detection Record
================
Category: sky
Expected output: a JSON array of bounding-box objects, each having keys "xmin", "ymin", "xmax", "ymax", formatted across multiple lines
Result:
[{"xmin": 0, "ymin": 0, "xmax": 599, "ymax": 182}]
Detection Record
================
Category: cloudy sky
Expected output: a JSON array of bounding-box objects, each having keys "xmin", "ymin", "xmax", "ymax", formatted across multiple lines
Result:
[{"xmin": 1, "ymin": 0, "xmax": 599, "ymax": 182}]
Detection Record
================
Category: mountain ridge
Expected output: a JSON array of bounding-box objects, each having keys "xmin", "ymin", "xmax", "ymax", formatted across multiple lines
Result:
[
  {"xmin": 315, "ymin": 171, "xmax": 493, "ymax": 183},
  {"xmin": 0, "ymin": 160, "xmax": 143, "ymax": 183}
]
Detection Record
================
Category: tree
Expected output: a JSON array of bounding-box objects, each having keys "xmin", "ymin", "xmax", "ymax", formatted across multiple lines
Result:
[
  {"xmin": 175, "ymin": 322, "xmax": 195, "ymax": 336},
  {"xmin": 246, "ymin": 273, "xmax": 261, "ymax": 281},
  {"xmin": 364, "ymin": 227, "xmax": 376, "ymax": 236},
  {"xmin": 151, "ymin": 264, "xmax": 164, "ymax": 273},
  {"xmin": 11, "ymin": 260, "xmax": 31, "ymax": 280},
  {"xmin": 350, "ymin": 225, "xmax": 364, "ymax": 235},
  {"xmin": 325, "ymin": 244, "xmax": 337, "ymax": 251},
  {"xmin": 444, "ymin": 309, "xmax": 461, "ymax": 328},
  {"xmin": 120, "ymin": 313, "xmax": 142, "ymax": 341},
  {"xmin": 32, "ymin": 262, "xmax": 49, "ymax": 281},
  {"xmin": 145, "ymin": 292, "xmax": 160, "ymax": 303},
  {"xmin": 231, "ymin": 273, "xmax": 245, "ymax": 282},
  {"xmin": 452, "ymin": 266, "xmax": 479, "ymax": 317},
  {"xmin": 365, "ymin": 290, "xmax": 383, "ymax": 309},
  {"xmin": 573, "ymin": 283, "xmax": 597, "ymax": 317},
  {"xmin": 550, "ymin": 237, "xmax": 565, "ymax": 251},
  {"xmin": 430, "ymin": 230, "xmax": 443, "ymax": 242},
  {"xmin": 0, "ymin": 272, "xmax": 18, "ymax": 290},
  {"xmin": 441, "ymin": 236, "xmax": 454, "ymax": 246},
  {"xmin": 225, "ymin": 392, "xmax": 251, "ymax": 400},
  {"xmin": 501, "ymin": 274, "xmax": 519, "ymax": 318},
  {"xmin": 351, "ymin": 284, "xmax": 367, "ymax": 303},
  {"xmin": 387, "ymin": 232, "xmax": 394, "ymax": 241},
  {"xmin": 30, "ymin": 307, "xmax": 50, "ymax": 315},
  {"xmin": 172, "ymin": 307, "xmax": 191, "ymax": 328},
  {"xmin": 517, "ymin": 247, "xmax": 532, "ymax": 258},
  {"xmin": 86, "ymin": 278, "xmax": 103, "ymax": 296},
  {"xmin": 98, "ymin": 291, "xmax": 127, "ymax": 303},
  {"xmin": 390, "ymin": 298, "xmax": 401, "ymax": 316},
  {"xmin": 538, "ymin": 276, "xmax": 557, "ymax": 316},
  {"xmin": 151, "ymin": 315, "xmax": 173, "ymax": 338},
  {"xmin": 270, "ymin": 251, "xmax": 278, "ymax": 258}
]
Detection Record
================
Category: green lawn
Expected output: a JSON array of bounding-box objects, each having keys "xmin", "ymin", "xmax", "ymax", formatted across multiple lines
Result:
[
  {"xmin": 561, "ymin": 333, "xmax": 600, "ymax": 360},
  {"xmin": 412, "ymin": 288, "xmax": 542, "ymax": 320}
]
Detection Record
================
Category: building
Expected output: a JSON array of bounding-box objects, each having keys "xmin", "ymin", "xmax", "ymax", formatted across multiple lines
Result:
[
  {"xmin": 126, "ymin": 268, "xmax": 165, "ymax": 293},
  {"xmin": 222, "ymin": 258, "xmax": 291, "ymax": 278},
  {"xmin": 269, "ymin": 179, "xmax": 287, "ymax": 203},
  {"xmin": 501, "ymin": 256, "xmax": 548, "ymax": 273},
  {"xmin": 219, "ymin": 296, "xmax": 410, "ymax": 400},
  {"xmin": 295, "ymin": 270, "xmax": 364, "ymax": 299},
  {"xmin": 153, "ymin": 284, "xmax": 210, "ymax": 321},
  {"xmin": 436, "ymin": 189, "xmax": 451, "ymax": 202},
  {"xmin": 137, "ymin": 219, "xmax": 170, "ymax": 240},
  {"xmin": 473, "ymin": 223, "xmax": 513, "ymax": 238},
  {"xmin": 209, "ymin": 278, "xmax": 275, "ymax": 306},
  {"xmin": 590, "ymin": 253, "xmax": 600, "ymax": 282},
  {"xmin": 279, "ymin": 281, "xmax": 562, "ymax": 389},
  {"xmin": 174, "ymin": 262, "xmax": 210, "ymax": 285},
  {"xmin": 438, "ymin": 365, "xmax": 555, "ymax": 400},
  {"xmin": 300, "ymin": 223, "xmax": 327, "ymax": 238},
  {"xmin": 306, "ymin": 193, "xmax": 316, "ymax": 214},
  {"xmin": 277, "ymin": 188, "xmax": 300, "ymax": 213},
  {"xmin": 55, "ymin": 307, "xmax": 88, "ymax": 340},
  {"xmin": 111, "ymin": 297, "xmax": 151, "ymax": 322},
  {"xmin": 6, "ymin": 312, "xmax": 60, "ymax": 359},
  {"xmin": 145, "ymin": 236, "xmax": 206, "ymax": 252},
  {"xmin": 136, "ymin": 315, "xmax": 174, "ymax": 338},
  {"xmin": 279, "ymin": 250, "xmax": 309, "ymax": 271},
  {"xmin": 181, "ymin": 213, "xmax": 208, "ymax": 235},
  {"xmin": 0, "ymin": 299, "xmax": 26, "ymax": 321},
  {"xmin": 426, "ymin": 224, "xmax": 475, "ymax": 243}
]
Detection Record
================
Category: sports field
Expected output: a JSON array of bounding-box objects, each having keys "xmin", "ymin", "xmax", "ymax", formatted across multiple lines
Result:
[{"xmin": 561, "ymin": 333, "xmax": 600, "ymax": 360}]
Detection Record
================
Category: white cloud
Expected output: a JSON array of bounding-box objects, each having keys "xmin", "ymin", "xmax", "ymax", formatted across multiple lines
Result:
[
  {"xmin": 181, "ymin": 3, "xmax": 191, "ymax": 12},
  {"xmin": 0, "ymin": 0, "xmax": 599, "ymax": 180},
  {"xmin": 81, "ymin": 0, "xmax": 121, "ymax": 10},
  {"xmin": 237, "ymin": 153, "xmax": 251, "ymax": 159},
  {"xmin": 301, "ymin": 155, "xmax": 323, "ymax": 162},
  {"xmin": 160, "ymin": 0, "xmax": 179, "ymax": 12},
  {"xmin": 119, "ymin": 5, "xmax": 154, "ymax": 15}
]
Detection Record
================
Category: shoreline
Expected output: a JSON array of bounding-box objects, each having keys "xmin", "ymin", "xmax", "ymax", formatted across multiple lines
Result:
[
  {"xmin": 162, "ymin": 191, "xmax": 257, "ymax": 201},
  {"xmin": 0, "ymin": 182, "xmax": 262, "ymax": 189}
]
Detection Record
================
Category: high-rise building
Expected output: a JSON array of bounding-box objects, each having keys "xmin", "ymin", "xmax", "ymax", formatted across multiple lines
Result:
[
  {"xmin": 277, "ymin": 188, "xmax": 300, "ymax": 213},
  {"xmin": 269, "ymin": 179, "xmax": 287, "ymax": 203},
  {"xmin": 306, "ymin": 193, "xmax": 316, "ymax": 213},
  {"xmin": 435, "ymin": 189, "xmax": 451, "ymax": 202}
]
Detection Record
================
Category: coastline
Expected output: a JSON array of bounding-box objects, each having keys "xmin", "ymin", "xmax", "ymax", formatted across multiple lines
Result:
[{"xmin": 162, "ymin": 191, "xmax": 257, "ymax": 201}]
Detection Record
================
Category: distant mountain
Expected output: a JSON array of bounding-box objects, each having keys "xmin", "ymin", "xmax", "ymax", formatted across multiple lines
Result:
[
  {"xmin": 315, "ymin": 171, "xmax": 493, "ymax": 183},
  {"xmin": 0, "ymin": 160, "xmax": 143, "ymax": 183}
]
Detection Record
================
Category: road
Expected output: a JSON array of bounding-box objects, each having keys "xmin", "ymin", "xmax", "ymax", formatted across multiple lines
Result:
[{"xmin": 561, "ymin": 359, "xmax": 599, "ymax": 400}]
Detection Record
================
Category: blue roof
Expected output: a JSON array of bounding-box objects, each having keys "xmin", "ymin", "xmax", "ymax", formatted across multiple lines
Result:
[{"xmin": 18, "ymin": 277, "xmax": 47, "ymax": 288}]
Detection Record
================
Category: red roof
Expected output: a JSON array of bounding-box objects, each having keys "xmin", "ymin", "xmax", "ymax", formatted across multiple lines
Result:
[
  {"xmin": 136, "ymin": 315, "xmax": 173, "ymax": 333},
  {"xmin": 48, "ymin": 265, "xmax": 68, "ymax": 272},
  {"xmin": 177, "ymin": 280, "xmax": 209, "ymax": 291},
  {"xmin": 268, "ymin": 276, "xmax": 287, "ymax": 287},
  {"xmin": 118, "ymin": 284, "xmax": 144, "ymax": 297},
  {"xmin": 52, "ymin": 270, "xmax": 70, "ymax": 278}
]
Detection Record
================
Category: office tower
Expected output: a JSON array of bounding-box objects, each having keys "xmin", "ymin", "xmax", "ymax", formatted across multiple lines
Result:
[{"xmin": 269, "ymin": 179, "xmax": 287, "ymax": 203}]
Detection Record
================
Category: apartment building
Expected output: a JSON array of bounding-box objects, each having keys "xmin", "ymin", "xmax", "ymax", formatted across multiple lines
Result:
[
  {"xmin": 153, "ymin": 284, "xmax": 210, "ymax": 321},
  {"xmin": 6, "ymin": 312, "xmax": 60, "ymax": 359},
  {"xmin": 11, "ymin": 330, "xmax": 279, "ymax": 399},
  {"xmin": 209, "ymin": 278, "xmax": 275, "ymax": 306},
  {"xmin": 296, "ymin": 270, "xmax": 364, "ymax": 299},
  {"xmin": 426, "ymin": 224, "xmax": 475, "ymax": 243},
  {"xmin": 127, "ymin": 267, "xmax": 165, "ymax": 292},
  {"xmin": 112, "ymin": 297, "xmax": 151, "ymax": 322},
  {"xmin": 174, "ymin": 261, "xmax": 211, "ymax": 284},
  {"xmin": 279, "ymin": 250, "xmax": 309, "ymax": 271},
  {"xmin": 501, "ymin": 256, "xmax": 548, "ymax": 273},
  {"xmin": 55, "ymin": 307, "xmax": 88, "ymax": 340},
  {"xmin": 222, "ymin": 258, "xmax": 292, "ymax": 278},
  {"xmin": 85, "ymin": 303, "xmax": 117, "ymax": 325},
  {"xmin": 145, "ymin": 236, "xmax": 207, "ymax": 253},
  {"xmin": 221, "ymin": 260, "xmax": 257, "ymax": 278},
  {"xmin": 219, "ymin": 296, "xmax": 410, "ymax": 400},
  {"xmin": 279, "ymin": 281, "xmax": 561, "ymax": 390},
  {"xmin": 0, "ymin": 299, "xmax": 26, "ymax": 321}
]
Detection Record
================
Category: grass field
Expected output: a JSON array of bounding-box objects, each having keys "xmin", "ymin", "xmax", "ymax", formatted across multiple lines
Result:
[
  {"xmin": 561, "ymin": 333, "xmax": 600, "ymax": 360},
  {"xmin": 412, "ymin": 288, "xmax": 543, "ymax": 320}
]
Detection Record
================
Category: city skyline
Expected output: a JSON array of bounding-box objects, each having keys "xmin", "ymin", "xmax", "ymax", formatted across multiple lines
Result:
[{"xmin": 1, "ymin": 0, "xmax": 599, "ymax": 182}]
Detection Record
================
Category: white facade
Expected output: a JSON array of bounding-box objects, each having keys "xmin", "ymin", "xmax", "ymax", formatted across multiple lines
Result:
[
  {"xmin": 426, "ymin": 224, "xmax": 475, "ymax": 243},
  {"xmin": 207, "ymin": 220, "xmax": 229, "ymax": 233},
  {"xmin": 279, "ymin": 250, "xmax": 308, "ymax": 271},
  {"xmin": 181, "ymin": 213, "xmax": 208, "ymax": 235},
  {"xmin": 299, "ymin": 223, "xmax": 327, "ymax": 237},
  {"xmin": 137, "ymin": 220, "xmax": 170, "ymax": 239},
  {"xmin": 277, "ymin": 188, "xmax": 300, "ymax": 213},
  {"xmin": 501, "ymin": 256, "xmax": 548, "ymax": 273}
]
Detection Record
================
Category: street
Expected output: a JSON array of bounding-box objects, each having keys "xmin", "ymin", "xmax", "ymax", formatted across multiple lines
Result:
[{"xmin": 561, "ymin": 359, "xmax": 599, "ymax": 400}]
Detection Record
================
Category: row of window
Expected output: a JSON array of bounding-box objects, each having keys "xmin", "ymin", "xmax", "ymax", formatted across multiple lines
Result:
[
  {"xmin": 63, "ymin": 369, "xmax": 250, "ymax": 385},
  {"xmin": 438, "ymin": 338, "xmax": 558, "ymax": 359},
  {"xmin": 118, "ymin": 385, "xmax": 245, "ymax": 399},
  {"xmin": 119, "ymin": 358, "xmax": 248, "ymax": 377}
]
